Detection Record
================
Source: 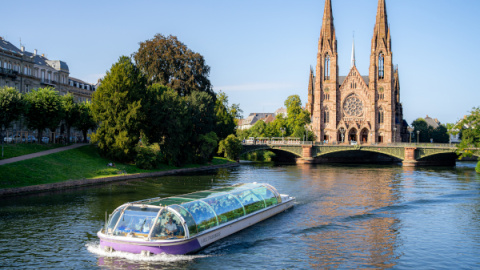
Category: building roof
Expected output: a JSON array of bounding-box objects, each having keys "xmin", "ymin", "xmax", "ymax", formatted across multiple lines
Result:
[
  {"xmin": 339, "ymin": 75, "xmax": 369, "ymax": 87},
  {"xmin": 0, "ymin": 37, "xmax": 23, "ymax": 56},
  {"xmin": 424, "ymin": 115, "xmax": 440, "ymax": 128}
]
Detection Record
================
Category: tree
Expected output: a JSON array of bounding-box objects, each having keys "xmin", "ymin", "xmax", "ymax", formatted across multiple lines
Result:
[
  {"xmin": 73, "ymin": 102, "xmax": 97, "ymax": 143},
  {"xmin": 196, "ymin": 131, "xmax": 218, "ymax": 164},
  {"xmin": 24, "ymin": 87, "xmax": 64, "ymax": 142},
  {"xmin": 215, "ymin": 91, "xmax": 239, "ymax": 141},
  {"xmin": 91, "ymin": 56, "xmax": 146, "ymax": 162},
  {"xmin": 411, "ymin": 118, "xmax": 428, "ymax": 142},
  {"xmin": 134, "ymin": 34, "xmax": 214, "ymax": 97},
  {"xmin": 284, "ymin": 95, "xmax": 311, "ymax": 136},
  {"xmin": 218, "ymin": 134, "xmax": 242, "ymax": 161},
  {"xmin": 0, "ymin": 87, "xmax": 27, "ymax": 137},
  {"xmin": 412, "ymin": 118, "xmax": 449, "ymax": 143},
  {"xmin": 142, "ymin": 84, "xmax": 190, "ymax": 166},
  {"xmin": 61, "ymin": 93, "xmax": 78, "ymax": 143},
  {"xmin": 455, "ymin": 107, "xmax": 480, "ymax": 172}
]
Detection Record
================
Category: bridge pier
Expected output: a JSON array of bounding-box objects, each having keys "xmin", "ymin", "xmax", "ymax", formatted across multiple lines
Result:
[
  {"xmin": 296, "ymin": 145, "xmax": 315, "ymax": 164},
  {"xmin": 402, "ymin": 147, "xmax": 418, "ymax": 167}
]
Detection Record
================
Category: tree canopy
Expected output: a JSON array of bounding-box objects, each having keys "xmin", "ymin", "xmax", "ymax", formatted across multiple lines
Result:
[
  {"xmin": 411, "ymin": 118, "xmax": 449, "ymax": 143},
  {"xmin": 455, "ymin": 107, "xmax": 480, "ymax": 161},
  {"xmin": 0, "ymin": 86, "xmax": 27, "ymax": 131},
  {"xmin": 91, "ymin": 56, "xmax": 146, "ymax": 162},
  {"xmin": 134, "ymin": 34, "xmax": 214, "ymax": 97}
]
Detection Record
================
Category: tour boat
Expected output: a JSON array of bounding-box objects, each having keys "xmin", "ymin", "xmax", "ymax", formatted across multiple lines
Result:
[{"xmin": 97, "ymin": 183, "xmax": 295, "ymax": 255}]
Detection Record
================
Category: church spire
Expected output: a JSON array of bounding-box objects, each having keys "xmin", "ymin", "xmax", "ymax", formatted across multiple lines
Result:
[
  {"xmin": 320, "ymin": 0, "xmax": 336, "ymax": 53},
  {"xmin": 351, "ymin": 34, "xmax": 356, "ymax": 68},
  {"xmin": 372, "ymin": 0, "xmax": 390, "ymax": 52}
]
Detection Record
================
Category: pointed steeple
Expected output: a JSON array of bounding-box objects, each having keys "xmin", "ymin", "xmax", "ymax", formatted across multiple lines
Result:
[
  {"xmin": 372, "ymin": 0, "xmax": 390, "ymax": 52},
  {"xmin": 306, "ymin": 66, "xmax": 315, "ymax": 115},
  {"xmin": 320, "ymin": 0, "xmax": 336, "ymax": 53},
  {"xmin": 351, "ymin": 34, "xmax": 356, "ymax": 68}
]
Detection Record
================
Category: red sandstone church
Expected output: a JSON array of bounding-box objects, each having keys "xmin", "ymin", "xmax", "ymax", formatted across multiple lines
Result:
[{"xmin": 306, "ymin": 0, "xmax": 407, "ymax": 144}]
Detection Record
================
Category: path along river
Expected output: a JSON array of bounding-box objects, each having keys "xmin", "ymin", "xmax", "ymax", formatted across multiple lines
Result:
[{"xmin": 1, "ymin": 162, "xmax": 479, "ymax": 269}]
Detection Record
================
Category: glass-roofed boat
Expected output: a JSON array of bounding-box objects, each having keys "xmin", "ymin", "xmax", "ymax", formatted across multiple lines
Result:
[{"xmin": 97, "ymin": 183, "xmax": 295, "ymax": 255}]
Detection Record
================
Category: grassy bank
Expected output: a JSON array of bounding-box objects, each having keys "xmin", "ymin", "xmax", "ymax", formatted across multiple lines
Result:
[
  {"xmin": 0, "ymin": 144, "xmax": 233, "ymax": 189},
  {"xmin": 0, "ymin": 143, "xmax": 69, "ymax": 160}
]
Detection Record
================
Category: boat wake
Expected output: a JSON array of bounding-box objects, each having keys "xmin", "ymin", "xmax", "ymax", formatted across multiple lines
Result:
[{"xmin": 86, "ymin": 242, "xmax": 211, "ymax": 262}]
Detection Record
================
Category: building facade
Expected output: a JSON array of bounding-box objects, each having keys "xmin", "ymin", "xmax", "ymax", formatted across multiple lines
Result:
[
  {"xmin": 0, "ymin": 36, "xmax": 96, "ymax": 102},
  {"xmin": 306, "ymin": 0, "xmax": 406, "ymax": 144}
]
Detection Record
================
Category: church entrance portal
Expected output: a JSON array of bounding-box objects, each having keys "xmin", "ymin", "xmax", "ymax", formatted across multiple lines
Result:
[{"xmin": 349, "ymin": 128, "xmax": 357, "ymax": 142}]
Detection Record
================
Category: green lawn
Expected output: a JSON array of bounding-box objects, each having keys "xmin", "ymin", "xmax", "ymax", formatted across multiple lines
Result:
[
  {"xmin": 0, "ymin": 144, "xmax": 233, "ymax": 189},
  {"xmin": 0, "ymin": 143, "xmax": 69, "ymax": 160}
]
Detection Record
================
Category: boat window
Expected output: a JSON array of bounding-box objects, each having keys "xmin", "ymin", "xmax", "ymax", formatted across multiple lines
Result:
[
  {"xmin": 233, "ymin": 190, "xmax": 265, "ymax": 214},
  {"xmin": 251, "ymin": 187, "xmax": 278, "ymax": 207},
  {"xmin": 263, "ymin": 184, "xmax": 283, "ymax": 203},
  {"xmin": 182, "ymin": 200, "xmax": 218, "ymax": 233},
  {"xmin": 106, "ymin": 206, "xmax": 125, "ymax": 234},
  {"xmin": 150, "ymin": 209, "xmax": 185, "ymax": 240},
  {"xmin": 168, "ymin": 205, "xmax": 197, "ymax": 236},
  {"xmin": 203, "ymin": 194, "xmax": 245, "ymax": 224},
  {"xmin": 112, "ymin": 206, "xmax": 159, "ymax": 238}
]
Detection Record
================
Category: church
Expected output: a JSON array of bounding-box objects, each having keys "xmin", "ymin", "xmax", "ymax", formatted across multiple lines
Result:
[{"xmin": 306, "ymin": 0, "xmax": 407, "ymax": 144}]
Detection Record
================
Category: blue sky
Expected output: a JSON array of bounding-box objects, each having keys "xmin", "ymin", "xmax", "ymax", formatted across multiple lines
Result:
[{"xmin": 2, "ymin": 0, "xmax": 480, "ymax": 124}]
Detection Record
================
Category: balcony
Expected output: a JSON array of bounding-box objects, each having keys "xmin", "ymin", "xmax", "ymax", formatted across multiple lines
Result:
[
  {"xmin": 41, "ymin": 78, "xmax": 56, "ymax": 86},
  {"xmin": 0, "ymin": 67, "xmax": 19, "ymax": 78}
]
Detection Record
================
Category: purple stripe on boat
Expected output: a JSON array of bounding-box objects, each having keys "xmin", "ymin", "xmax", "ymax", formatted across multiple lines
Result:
[{"xmin": 100, "ymin": 238, "xmax": 201, "ymax": 255}]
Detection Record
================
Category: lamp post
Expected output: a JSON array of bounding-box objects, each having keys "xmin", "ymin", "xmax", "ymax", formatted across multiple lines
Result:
[
  {"xmin": 417, "ymin": 130, "xmax": 420, "ymax": 144},
  {"xmin": 393, "ymin": 127, "xmax": 397, "ymax": 143},
  {"xmin": 280, "ymin": 127, "xmax": 285, "ymax": 142},
  {"xmin": 407, "ymin": 126, "xmax": 414, "ymax": 144}
]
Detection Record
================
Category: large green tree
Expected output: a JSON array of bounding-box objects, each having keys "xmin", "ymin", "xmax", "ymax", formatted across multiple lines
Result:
[
  {"xmin": 215, "ymin": 91, "xmax": 241, "ymax": 141},
  {"xmin": 134, "ymin": 34, "xmax": 214, "ymax": 97},
  {"xmin": 0, "ymin": 86, "xmax": 27, "ymax": 136},
  {"xmin": 91, "ymin": 56, "xmax": 146, "ymax": 162},
  {"xmin": 412, "ymin": 118, "xmax": 449, "ymax": 143},
  {"xmin": 142, "ymin": 84, "xmax": 190, "ymax": 166},
  {"xmin": 24, "ymin": 87, "xmax": 64, "ymax": 142},
  {"xmin": 73, "ymin": 101, "xmax": 97, "ymax": 143},
  {"xmin": 61, "ymin": 93, "xmax": 78, "ymax": 143},
  {"xmin": 218, "ymin": 134, "xmax": 242, "ymax": 161},
  {"xmin": 455, "ymin": 107, "xmax": 480, "ymax": 173},
  {"xmin": 284, "ymin": 95, "xmax": 311, "ymax": 138}
]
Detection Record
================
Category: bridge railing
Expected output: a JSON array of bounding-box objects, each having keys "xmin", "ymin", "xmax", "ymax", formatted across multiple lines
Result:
[{"xmin": 242, "ymin": 141, "xmax": 462, "ymax": 149}]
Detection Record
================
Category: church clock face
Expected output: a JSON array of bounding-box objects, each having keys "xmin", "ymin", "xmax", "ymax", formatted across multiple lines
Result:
[{"xmin": 343, "ymin": 95, "xmax": 364, "ymax": 117}]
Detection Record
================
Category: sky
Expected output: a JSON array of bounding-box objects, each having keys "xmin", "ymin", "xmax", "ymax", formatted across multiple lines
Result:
[{"xmin": 2, "ymin": 0, "xmax": 480, "ymax": 125}]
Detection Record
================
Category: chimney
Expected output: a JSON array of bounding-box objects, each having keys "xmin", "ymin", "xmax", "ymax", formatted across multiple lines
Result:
[
  {"xmin": 21, "ymin": 46, "xmax": 25, "ymax": 52},
  {"xmin": 41, "ymin": 53, "xmax": 45, "ymax": 57},
  {"xmin": 34, "ymin": 49, "xmax": 37, "ymax": 56}
]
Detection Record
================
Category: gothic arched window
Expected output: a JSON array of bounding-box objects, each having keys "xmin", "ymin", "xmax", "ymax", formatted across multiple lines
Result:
[
  {"xmin": 378, "ymin": 53, "xmax": 384, "ymax": 79},
  {"xmin": 324, "ymin": 55, "xmax": 330, "ymax": 80},
  {"xmin": 323, "ymin": 109, "xmax": 330, "ymax": 123},
  {"xmin": 378, "ymin": 107, "xmax": 384, "ymax": 124}
]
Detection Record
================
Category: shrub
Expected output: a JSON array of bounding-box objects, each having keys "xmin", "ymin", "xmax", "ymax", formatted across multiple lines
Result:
[
  {"xmin": 476, "ymin": 161, "xmax": 480, "ymax": 174},
  {"xmin": 135, "ymin": 143, "xmax": 161, "ymax": 170}
]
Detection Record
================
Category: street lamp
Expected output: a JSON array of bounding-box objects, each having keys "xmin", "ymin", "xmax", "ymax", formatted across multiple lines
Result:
[
  {"xmin": 417, "ymin": 130, "xmax": 420, "ymax": 144},
  {"xmin": 393, "ymin": 127, "xmax": 397, "ymax": 143},
  {"xmin": 280, "ymin": 127, "xmax": 286, "ymax": 141},
  {"xmin": 407, "ymin": 126, "xmax": 414, "ymax": 144}
]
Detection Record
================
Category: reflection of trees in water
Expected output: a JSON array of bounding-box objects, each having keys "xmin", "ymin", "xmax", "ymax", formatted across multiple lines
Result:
[{"xmin": 296, "ymin": 164, "xmax": 403, "ymax": 268}]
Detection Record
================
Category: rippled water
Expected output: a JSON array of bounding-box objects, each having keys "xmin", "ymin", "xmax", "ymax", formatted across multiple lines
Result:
[{"xmin": 1, "ymin": 162, "xmax": 479, "ymax": 269}]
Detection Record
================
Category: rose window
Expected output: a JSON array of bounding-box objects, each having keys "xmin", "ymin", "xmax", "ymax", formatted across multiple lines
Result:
[{"xmin": 343, "ymin": 95, "xmax": 364, "ymax": 117}]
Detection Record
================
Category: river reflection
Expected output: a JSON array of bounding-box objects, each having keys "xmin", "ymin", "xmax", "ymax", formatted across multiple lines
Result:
[{"xmin": 0, "ymin": 162, "xmax": 479, "ymax": 269}]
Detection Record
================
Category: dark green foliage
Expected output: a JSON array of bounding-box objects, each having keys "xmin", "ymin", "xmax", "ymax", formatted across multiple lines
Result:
[
  {"xmin": 196, "ymin": 132, "xmax": 218, "ymax": 164},
  {"xmin": 91, "ymin": 56, "xmax": 146, "ymax": 162},
  {"xmin": 242, "ymin": 150, "xmax": 276, "ymax": 162},
  {"xmin": 411, "ymin": 118, "xmax": 449, "ymax": 143},
  {"xmin": 73, "ymin": 102, "xmax": 97, "ymax": 143},
  {"xmin": 24, "ymin": 87, "xmax": 64, "ymax": 141},
  {"xmin": 135, "ymin": 143, "xmax": 162, "ymax": 170},
  {"xmin": 134, "ymin": 34, "xmax": 214, "ymax": 97},
  {"xmin": 455, "ymin": 108, "xmax": 480, "ymax": 168},
  {"xmin": 215, "ymin": 91, "xmax": 241, "ymax": 141},
  {"xmin": 61, "ymin": 93, "xmax": 78, "ymax": 143},
  {"xmin": 218, "ymin": 134, "xmax": 242, "ymax": 160},
  {"xmin": 0, "ymin": 86, "xmax": 27, "ymax": 131}
]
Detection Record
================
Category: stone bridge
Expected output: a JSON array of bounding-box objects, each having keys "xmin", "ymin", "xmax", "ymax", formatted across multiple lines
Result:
[{"xmin": 240, "ymin": 142, "xmax": 473, "ymax": 166}]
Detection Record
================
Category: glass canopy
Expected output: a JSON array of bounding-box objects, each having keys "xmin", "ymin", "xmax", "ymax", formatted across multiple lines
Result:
[{"xmin": 107, "ymin": 183, "xmax": 282, "ymax": 240}]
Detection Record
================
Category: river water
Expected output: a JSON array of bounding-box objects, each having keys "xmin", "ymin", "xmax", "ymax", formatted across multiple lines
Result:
[{"xmin": 1, "ymin": 162, "xmax": 479, "ymax": 269}]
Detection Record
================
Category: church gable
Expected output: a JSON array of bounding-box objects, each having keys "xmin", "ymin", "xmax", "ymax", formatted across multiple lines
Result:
[{"xmin": 339, "ymin": 66, "xmax": 370, "ymax": 99}]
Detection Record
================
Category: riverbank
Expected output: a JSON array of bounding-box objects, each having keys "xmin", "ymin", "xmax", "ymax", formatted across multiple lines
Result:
[
  {"xmin": 0, "ymin": 162, "xmax": 238, "ymax": 197},
  {"xmin": 0, "ymin": 144, "xmax": 238, "ymax": 196}
]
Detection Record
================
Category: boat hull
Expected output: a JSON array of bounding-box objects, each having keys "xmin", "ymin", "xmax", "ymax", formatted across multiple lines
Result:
[{"xmin": 98, "ymin": 197, "xmax": 294, "ymax": 255}]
